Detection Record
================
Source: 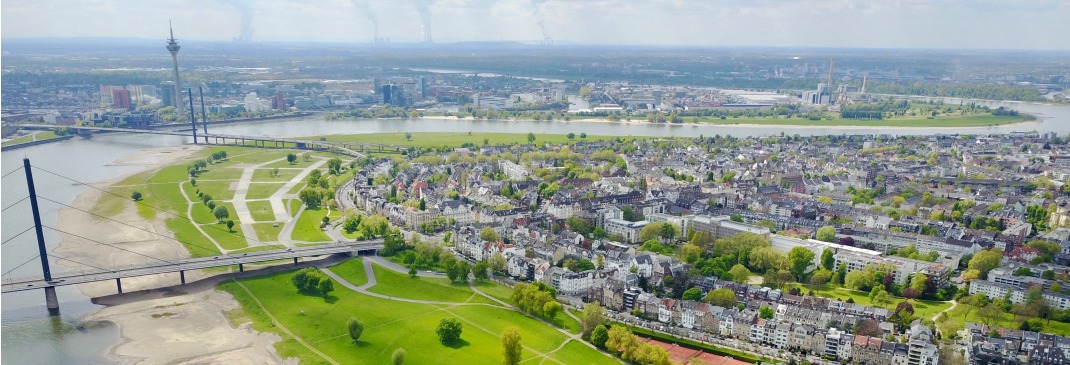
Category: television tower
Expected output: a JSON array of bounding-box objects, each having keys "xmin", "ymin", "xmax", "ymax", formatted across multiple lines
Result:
[{"xmin": 167, "ymin": 21, "xmax": 184, "ymax": 118}]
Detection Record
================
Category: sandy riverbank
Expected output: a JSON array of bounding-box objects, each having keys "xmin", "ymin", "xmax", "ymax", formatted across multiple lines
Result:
[{"xmin": 54, "ymin": 144, "xmax": 293, "ymax": 365}]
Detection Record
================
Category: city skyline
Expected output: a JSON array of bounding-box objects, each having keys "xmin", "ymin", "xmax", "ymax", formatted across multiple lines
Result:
[{"xmin": 2, "ymin": 0, "xmax": 1069, "ymax": 51}]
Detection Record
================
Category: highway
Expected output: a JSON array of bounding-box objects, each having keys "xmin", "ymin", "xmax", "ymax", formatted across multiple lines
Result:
[{"xmin": 1, "ymin": 240, "xmax": 383, "ymax": 293}]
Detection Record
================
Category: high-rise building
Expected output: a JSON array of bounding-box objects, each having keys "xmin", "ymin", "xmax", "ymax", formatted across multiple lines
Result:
[
  {"xmin": 244, "ymin": 92, "xmax": 262, "ymax": 113},
  {"xmin": 271, "ymin": 92, "xmax": 287, "ymax": 110},
  {"xmin": 159, "ymin": 84, "xmax": 174, "ymax": 108},
  {"xmin": 419, "ymin": 77, "xmax": 427, "ymax": 101},
  {"xmin": 381, "ymin": 84, "xmax": 394, "ymax": 105},
  {"xmin": 112, "ymin": 89, "xmax": 132, "ymax": 110},
  {"xmin": 166, "ymin": 22, "xmax": 184, "ymax": 118}
]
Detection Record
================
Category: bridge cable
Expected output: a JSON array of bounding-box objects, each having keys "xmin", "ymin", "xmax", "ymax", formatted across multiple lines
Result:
[
  {"xmin": 37, "ymin": 196, "xmax": 225, "ymax": 258},
  {"xmin": 43, "ymin": 225, "xmax": 178, "ymax": 266},
  {"xmin": 1, "ymin": 196, "xmax": 29, "ymax": 212},
  {"xmin": 31, "ymin": 168, "xmax": 272, "ymax": 247},
  {"xmin": 0, "ymin": 166, "xmax": 23, "ymax": 179},
  {"xmin": 2, "ymin": 255, "xmax": 40, "ymax": 277},
  {"xmin": 47, "ymin": 253, "xmax": 114, "ymax": 273},
  {"xmin": 1, "ymin": 226, "xmax": 35, "ymax": 246}
]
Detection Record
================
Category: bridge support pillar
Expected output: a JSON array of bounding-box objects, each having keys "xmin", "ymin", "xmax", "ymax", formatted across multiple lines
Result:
[
  {"xmin": 44, "ymin": 286, "xmax": 59, "ymax": 315},
  {"xmin": 116, "ymin": 278, "xmax": 123, "ymax": 294},
  {"xmin": 238, "ymin": 263, "xmax": 244, "ymax": 272},
  {"xmin": 293, "ymin": 257, "xmax": 299, "ymax": 266},
  {"xmin": 180, "ymin": 270, "xmax": 186, "ymax": 285}
]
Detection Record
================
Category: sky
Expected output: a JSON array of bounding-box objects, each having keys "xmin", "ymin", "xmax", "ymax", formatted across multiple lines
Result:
[{"xmin": 2, "ymin": 0, "xmax": 1069, "ymax": 50}]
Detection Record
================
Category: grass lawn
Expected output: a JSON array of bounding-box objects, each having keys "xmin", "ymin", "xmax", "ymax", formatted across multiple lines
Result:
[
  {"xmin": 367, "ymin": 264, "xmax": 480, "ymax": 303},
  {"xmin": 191, "ymin": 180, "xmax": 235, "ymax": 201},
  {"xmin": 287, "ymin": 199, "xmax": 301, "ymax": 217},
  {"xmin": 288, "ymin": 181, "xmax": 308, "ymax": 195},
  {"xmin": 251, "ymin": 222, "xmax": 282, "ymax": 242},
  {"xmin": 252, "ymin": 168, "xmax": 303, "ymax": 181},
  {"xmin": 2, "ymin": 131, "xmax": 62, "ymax": 147},
  {"xmin": 201, "ymin": 220, "xmax": 249, "ymax": 250},
  {"xmin": 292, "ymin": 207, "xmax": 334, "ymax": 242},
  {"xmin": 246, "ymin": 200, "xmax": 277, "ymax": 222},
  {"xmin": 937, "ymin": 303, "xmax": 1070, "ymax": 337},
  {"xmin": 220, "ymin": 268, "xmax": 614, "ymax": 365},
  {"xmin": 474, "ymin": 281, "xmax": 515, "ymax": 304},
  {"xmin": 245, "ymin": 182, "xmax": 287, "ymax": 200},
  {"xmin": 315, "ymin": 132, "xmax": 631, "ymax": 148},
  {"xmin": 327, "ymin": 258, "xmax": 368, "ymax": 287},
  {"xmin": 165, "ymin": 217, "xmax": 221, "ymax": 257},
  {"xmin": 196, "ymin": 166, "xmax": 245, "ymax": 181},
  {"xmin": 794, "ymin": 284, "xmax": 952, "ymax": 320}
]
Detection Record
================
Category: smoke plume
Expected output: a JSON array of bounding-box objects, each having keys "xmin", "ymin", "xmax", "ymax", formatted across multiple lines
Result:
[
  {"xmin": 221, "ymin": 0, "xmax": 255, "ymax": 42},
  {"xmin": 351, "ymin": 0, "xmax": 379, "ymax": 41},
  {"xmin": 531, "ymin": 0, "xmax": 551, "ymax": 44},
  {"xmin": 411, "ymin": 0, "xmax": 433, "ymax": 43}
]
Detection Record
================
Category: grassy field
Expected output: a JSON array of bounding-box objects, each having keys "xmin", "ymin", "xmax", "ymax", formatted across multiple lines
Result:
[
  {"xmin": 251, "ymin": 223, "xmax": 281, "ymax": 242},
  {"xmin": 252, "ymin": 167, "xmax": 303, "ymax": 181},
  {"xmin": 220, "ymin": 264, "xmax": 615, "ymax": 365},
  {"xmin": 937, "ymin": 303, "xmax": 1070, "ymax": 337},
  {"xmin": 367, "ymin": 264, "xmax": 488, "ymax": 304},
  {"xmin": 1, "ymin": 131, "xmax": 62, "ymax": 147},
  {"xmin": 790, "ymin": 283, "xmax": 952, "ymax": 319},
  {"xmin": 314, "ymin": 132, "xmax": 631, "ymax": 148},
  {"xmin": 327, "ymin": 258, "xmax": 368, "ymax": 287},
  {"xmin": 246, "ymin": 200, "xmax": 276, "ymax": 222},
  {"xmin": 245, "ymin": 182, "xmax": 287, "ymax": 200},
  {"xmin": 291, "ymin": 207, "xmax": 335, "ymax": 242}
]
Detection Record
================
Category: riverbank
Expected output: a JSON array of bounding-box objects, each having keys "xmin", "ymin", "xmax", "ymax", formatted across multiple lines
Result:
[
  {"xmin": 52, "ymin": 144, "xmax": 293, "ymax": 364},
  {"xmin": 1, "ymin": 133, "xmax": 72, "ymax": 151},
  {"xmin": 412, "ymin": 113, "xmax": 1034, "ymax": 129}
]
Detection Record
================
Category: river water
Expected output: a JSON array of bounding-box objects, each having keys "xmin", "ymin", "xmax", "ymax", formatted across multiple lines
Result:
[{"xmin": 1, "ymin": 102, "xmax": 1067, "ymax": 363}]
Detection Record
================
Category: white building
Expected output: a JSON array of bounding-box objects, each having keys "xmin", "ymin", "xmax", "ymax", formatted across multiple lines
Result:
[
  {"xmin": 557, "ymin": 270, "xmax": 593, "ymax": 295},
  {"xmin": 605, "ymin": 218, "xmax": 648, "ymax": 243},
  {"xmin": 498, "ymin": 160, "xmax": 529, "ymax": 180},
  {"xmin": 244, "ymin": 92, "xmax": 264, "ymax": 113}
]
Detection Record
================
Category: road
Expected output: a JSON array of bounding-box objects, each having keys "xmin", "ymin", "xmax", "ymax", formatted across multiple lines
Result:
[{"xmin": 1, "ymin": 240, "xmax": 383, "ymax": 293}]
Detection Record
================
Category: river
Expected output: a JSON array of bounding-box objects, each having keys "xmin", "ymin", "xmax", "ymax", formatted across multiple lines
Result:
[{"xmin": 1, "ymin": 101, "xmax": 1067, "ymax": 363}]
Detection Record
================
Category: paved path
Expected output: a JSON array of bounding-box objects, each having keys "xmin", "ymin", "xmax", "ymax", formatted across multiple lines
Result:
[
  {"xmin": 319, "ymin": 259, "xmax": 617, "ymax": 365},
  {"xmin": 270, "ymin": 159, "xmax": 327, "ymax": 222},
  {"xmin": 178, "ymin": 180, "xmax": 228, "ymax": 254}
]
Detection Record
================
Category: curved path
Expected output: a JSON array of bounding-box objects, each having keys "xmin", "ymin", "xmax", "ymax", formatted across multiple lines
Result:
[
  {"xmin": 318, "ymin": 259, "xmax": 609, "ymax": 365},
  {"xmin": 329, "ymin": 256, "xmax": 623, "ymax": 363}
]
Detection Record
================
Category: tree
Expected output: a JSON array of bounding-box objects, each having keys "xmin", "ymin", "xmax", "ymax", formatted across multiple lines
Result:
[
  {"xmin": 392, "ymin": 348, "xmax": 406, "ymax": 365},
  {"xmin": 845, "ymin": 270, "xmax": 874, "ymax": 290},
  {"xmin": 817, "ymin": 226, "xmax": 837, "ymax": 242},
  {"xmin": 299, "ymin": 188, "xmax": 324, "ymax": 209},
  {"xmin": 809, "ymin": 268, "xmax": 832, "ymax": 287},
  {"xmin": 590, "ymin": 325, "xmax": 609, "ymax": 348},
  {"xmin": 581, "ymin": 302, "xmax": 606, "ymax": 338},
  {"xmin": 488, "ymin": 252, "xmax": 507, "ymax": 275},
  {"xmin": 287, "ymin": 153, "xmax": 297, "ymax": 165},
  {"xmin": 327, "ymin": 158, "xmax": 343, "ymax": 174},
  {"xmin": 436, "ymin": 317, "xmax": 463, "ymax": 345},
  {"xmin": 404, "ymin": 132, "xmax": 413, "ymax": 141},
  {"xmin": 873, "ymin": 290, "xmax": 892, "ymax": 308},
  {"xmin": 820, "ymin": 248, "xmax": 835, "ymax": 270},
  {"xmin": 978, "ymin": 303, "xmax": 1003, "ymax": 325},
  {"xmin": 291, "ymin": 267, "xmax": 334, "ymax": 297},
  {"xmin": 543, "ymin": 301, "xmax": 562, "ymax": 320},
  {"xmin": 213, "ymin": 206, "xmax": 230, "ymax": 222},
  {"xmin": 481, "ymin": 226, "xmax": 500, "ymax": 242},
  {"xmin": 962, "ymin": 269, "xmax": 981, "ymax": 283},
  {"xmin": 579, "ymin": 132, "xmax": 587, "ymax": 139},
  {"xmin": 527, "ymin": 132, "xmax": 536, "ymax": 145},
  {"xmin": 473, "ymin": 261, "xmax": 490, "ymax": 282},
  {"xmin": 348, "ymin": 317, "xmax": 365, "ymax": 343},
  {"xmin": 787, "ymin": 246, "xmax": 816, "ymax": 281},
  {"xmin": 856, "ymin": 319, "xmax": 882, "ymax": 336},
  {"xmin": 682, "ymin": 288, "xmax": 703, "ymax": 301},
  {"xmin": 910, "ymin": 273, "xmax": 928, "ymax": 294},
  {"xmin": 968, "ymin": 249, "xmax": 1003, "ymax": 277},
  {"xmin": 226, "ymin": 219, "xmax": 235, "ymax": 232},
  {"xmin": 759, "ymin": 306, "xmax": 774, "ymax": 319},
  {"xmin": 131, "ymin": 191, "xmax": 142, "ymax": 201},
  {"xmin": 501, "ymin": 327, "xmax": 523, "ymax": 365},
  {"xmin": 706, "ymin": 288, "xmax": 738, "ymax": 308},
  {"xmin": 728, "ymin": 264, "xmax": 751, "ymax": 284},
  {"xmin": 567, "ymin": 132, "xmax": 576, "ymax": 140}
]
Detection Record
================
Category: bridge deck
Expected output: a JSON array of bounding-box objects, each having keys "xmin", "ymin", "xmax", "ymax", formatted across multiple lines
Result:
[{"xmin": 1, "ymin": 240, "xmax": 383, "ymax": 293}]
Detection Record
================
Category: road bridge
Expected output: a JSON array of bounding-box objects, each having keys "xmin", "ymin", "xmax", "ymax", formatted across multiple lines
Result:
[
  {"xmin": 1, "ymin": 240, "xmax": 383, "ymax": 294},
  {"xmin": 17, "ymin": 124, "xmax": 383, "ymax": 157}
]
